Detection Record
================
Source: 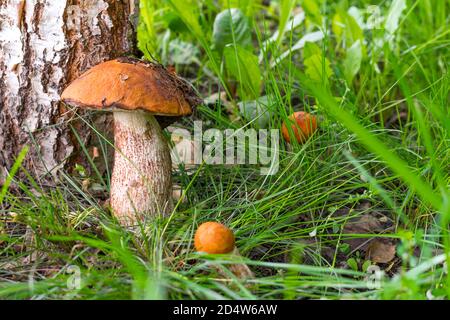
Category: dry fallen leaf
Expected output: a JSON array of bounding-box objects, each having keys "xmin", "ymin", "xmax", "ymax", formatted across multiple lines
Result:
[
  {"xmin": 366, "ymin": 239, "xmax": 396, "ymax": 263},
  {"xmin": 344, "ymin": 214, "xmax": 383, "ymax": 233}
]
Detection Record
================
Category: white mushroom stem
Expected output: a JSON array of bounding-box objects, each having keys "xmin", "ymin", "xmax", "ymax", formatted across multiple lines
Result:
[{"xmin": 110, "ymin": 111, "xmax": 173, "ymax": 226}]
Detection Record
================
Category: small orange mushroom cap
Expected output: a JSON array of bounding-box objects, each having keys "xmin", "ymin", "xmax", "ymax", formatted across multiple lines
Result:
[
  {"xmin": 194, "ymin": 222, "xmax": 235, "ymax": 254},
  {"xmin": 281, "ymin": 111, "xmax": 317, "ymax": 144}
]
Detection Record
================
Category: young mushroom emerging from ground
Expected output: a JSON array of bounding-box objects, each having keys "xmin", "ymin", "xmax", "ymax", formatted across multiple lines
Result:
[
  {"xmin": 194, "ymin": 222, "xmax": 254, "ymax": 279},
  {"xmin": 61, "ymin": 57, "xmax": 201, "ymax": 226}
]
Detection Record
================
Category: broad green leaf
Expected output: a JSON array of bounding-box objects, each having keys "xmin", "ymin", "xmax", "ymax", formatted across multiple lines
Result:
[
  {"xmin": 303, "ymin": 42, "xmax": 332, "ymax": 83},
  {"xmin": 304, "ymin": 54, "xmax": 332, "ymax": 82},
  {"xmin": 332, "ymin": 10, "xmax": 363, "ymax": 48},
  {"xmin": 331, "ymin": 12, "xmax": 344, "ymax": 41},
  {"xmin": 362, "ymin": 260, "xmax": 372, "ymax": 272},
  {"xmin": 347, "ymin": 6, "xmax": 365, "ymax": 30},
  {"xmin": 162, "ymin": 11, "xmax": 188, "ymax": 33},
  {"xmin": 343, "ymin": 39, "xmax": 362, "ymax": 84},
  {"xmin": 347, "ymin": 258, "xmax": 358, "ymax": 271},
  {"xmin": 212, "ymin": 8, "xmax": 252, "ymax": 55},
  {"xmin": 224, "ymin": 44, "xmax": 261, "ymax": 99},
  {"xmin": 167, "ymin": 0, "xmax": 204, "ymax": 40},
  {"xmin": 303, "ymin": 42, "xmax": 321, "ymax": 59},
  {"xmin": 343, "ymin": 11, "xmax": 363, "ymax": 46},
  {"xmin": 301, "ymin": 0, "xmax": 323, "ymax": 26}
]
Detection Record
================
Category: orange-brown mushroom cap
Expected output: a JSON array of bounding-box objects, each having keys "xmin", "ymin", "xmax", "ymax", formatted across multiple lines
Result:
[
  {"xmin": 194, "ymin": 222, "xmax": 235, "ymax": 254},
  {"xmin": 281, "ymin": 111, "xmax": 318, "ymax": 144},
  {"xmin": 61, "ymin": 57, "xmax": 201, "ymax": 117}
]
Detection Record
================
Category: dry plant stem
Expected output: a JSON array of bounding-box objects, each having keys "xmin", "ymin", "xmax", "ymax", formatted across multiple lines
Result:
[{"xmin": 110, "ymin": 111, "xmax": 173, "ymax": 226}]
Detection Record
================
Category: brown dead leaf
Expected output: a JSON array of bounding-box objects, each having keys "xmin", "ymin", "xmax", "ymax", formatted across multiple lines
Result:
[
  {"xmin": 366, "ymin": 239, "xmax": 396, "ymax": 263},
  {"xmin": 344, "ymin": 214, "xmax": 383, "ymax": 233}
]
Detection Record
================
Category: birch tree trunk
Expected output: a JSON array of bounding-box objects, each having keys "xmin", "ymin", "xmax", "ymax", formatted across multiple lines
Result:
[{"xmin": 0, "ymin": 0, "xmax": 138, "ymax": 184}]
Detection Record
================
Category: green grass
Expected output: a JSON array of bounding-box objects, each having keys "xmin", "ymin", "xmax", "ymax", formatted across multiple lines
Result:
[{"xmin": 0, "ymin": 0, "xmax": 449, "ymax": 300}]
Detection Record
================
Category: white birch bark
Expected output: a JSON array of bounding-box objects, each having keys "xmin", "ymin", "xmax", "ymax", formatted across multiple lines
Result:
[{"xmin": 0, "ymin": 0, "xmax": 138, "ymax": 183}]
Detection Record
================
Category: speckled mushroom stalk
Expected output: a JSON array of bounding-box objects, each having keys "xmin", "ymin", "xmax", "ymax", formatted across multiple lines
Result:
[
  {"xmin": 61, "ymin": 57, "xmax": 201, "ymax": 226},
  {"xmin": 110, "ymin": 111, "xmax": 173, "ymax": 225}
]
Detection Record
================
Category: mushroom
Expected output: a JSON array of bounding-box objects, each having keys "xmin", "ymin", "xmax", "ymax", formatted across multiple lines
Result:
[
  {"xmin": 281, "ymin": 111, "xmax": 318, "ymax": 144},
  {"xmin": 61, "ymin": 57, "xmax": 201, "ymax": 226},
  {"xmin": 194, "ymin": 221, "xmax": 254, "ymax": 279}
]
